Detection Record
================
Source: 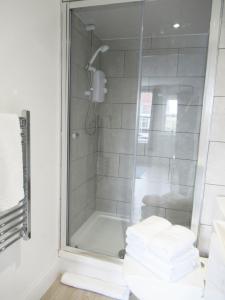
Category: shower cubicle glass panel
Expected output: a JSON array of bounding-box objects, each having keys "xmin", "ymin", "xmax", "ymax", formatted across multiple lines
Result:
[
  {"xmin": 67, "ymin": 2, "xmax": 143, "ymax": 258},
  {"xmin": 67, "ymin": 0, "xmax": 212, "ymax": 259},
  {"xmin": 133, "ymin": 0, "xmax": 212, "ymax": 227}
]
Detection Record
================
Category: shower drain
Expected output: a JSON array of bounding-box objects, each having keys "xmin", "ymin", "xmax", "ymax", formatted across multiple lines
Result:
[{"xmin": 118, "ymin": 249, "xmax": 126, "ymax": 259}]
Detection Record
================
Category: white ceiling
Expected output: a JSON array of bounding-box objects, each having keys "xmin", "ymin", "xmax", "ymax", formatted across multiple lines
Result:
[{"xmin": 75, "ymin": 0, "xmax": 212, "ymax": 40}]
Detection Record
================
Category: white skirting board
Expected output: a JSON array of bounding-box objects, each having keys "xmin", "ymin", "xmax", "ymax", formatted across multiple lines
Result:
[
  {"xmin": 61, "ymin": 272, "xmax": 130, "ymax": 300},
  {"xmin": 22, "ymin": 259, "xmax": 60, "ymax": 300}
]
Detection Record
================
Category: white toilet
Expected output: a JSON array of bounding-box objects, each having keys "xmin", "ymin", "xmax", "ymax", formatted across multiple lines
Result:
[{"xmin": 123, "ymin": 197, "xmax": 225, "ymax": 300}]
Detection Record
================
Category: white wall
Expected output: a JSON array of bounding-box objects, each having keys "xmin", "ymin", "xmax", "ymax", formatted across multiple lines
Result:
[
  {"xmin": 198, "ymin": 0, "xmax": 225, "ymax": 256},
  {"xmin": 0, "ymin": 0, "xmax": 60, "ymax": 299}
]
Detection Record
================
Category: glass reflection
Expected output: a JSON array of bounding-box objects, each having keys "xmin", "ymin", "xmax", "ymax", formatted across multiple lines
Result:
[{"xmin": 135, "ymin": 81, "xmax": 203, "ymax": 227}]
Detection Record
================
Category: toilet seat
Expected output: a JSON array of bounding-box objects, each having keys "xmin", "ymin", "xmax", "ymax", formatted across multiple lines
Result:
[{"xmin": 123, "ymin": 255, "xmax": 207, "ymax": 300}]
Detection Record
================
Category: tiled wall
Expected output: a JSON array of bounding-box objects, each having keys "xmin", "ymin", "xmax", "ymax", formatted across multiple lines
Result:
[
  {"xmin": 198, "ymin": 4, "xmax": 225, "ymax": 256},
  {"xmin": 69, "ymin": 12, "xmax": 220, "ymax": 255},
  {"xmin": 137, "ymin": 36, "xmax": 208, "ymax": 226},
  {"xmin": 69, "ymin": 13, "xmax": 100, "ymax": 238},
  {"xmin": 96, "ymin": 34, "xmax": 208, "ymax": 223},
  {"xmin": 96, "ymin": 38, "xmax": 141, "ymax": 218}
]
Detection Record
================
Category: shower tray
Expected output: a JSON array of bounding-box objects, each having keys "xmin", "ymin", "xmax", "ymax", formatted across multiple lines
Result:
[{"xmin": 70, "ymin": 211, "xmax": 129, "ymax": 258}]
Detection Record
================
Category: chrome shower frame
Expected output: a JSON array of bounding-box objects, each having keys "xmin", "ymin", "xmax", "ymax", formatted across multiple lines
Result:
[{"xmin": 60, "ymin": 0, "xmax": 223, "ymax": 261}]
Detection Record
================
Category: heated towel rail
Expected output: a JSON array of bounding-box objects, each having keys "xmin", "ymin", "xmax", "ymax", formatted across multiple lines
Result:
[{"xmin": 0, "ymin": 110, "xmax": 31, "ymax": 253}]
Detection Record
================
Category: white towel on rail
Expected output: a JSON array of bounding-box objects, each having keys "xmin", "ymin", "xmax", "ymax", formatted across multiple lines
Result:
[{"xmin": 0, "ymin": 113, "xmax": 24, "ymax": 211}]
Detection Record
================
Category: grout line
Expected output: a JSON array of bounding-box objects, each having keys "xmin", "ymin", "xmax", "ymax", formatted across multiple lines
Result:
[
  {"xmin": 96, "ymin": 173, "xmax": 195, "ymax": 188},
  {"xmin": 98, "ymin": 126, "xmax": 201, "ymax": 135},
  {"xmin": 95, "ymin": 150, "xmax": 198, "ymax": 162}
]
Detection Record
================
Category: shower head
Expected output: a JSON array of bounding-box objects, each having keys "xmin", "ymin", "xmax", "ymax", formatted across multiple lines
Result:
[
  {"xmin": 87, "ymin": 45, "xmax": 110, "ymax": 70},
  {"xmin": 99, "ymin": 45, "xmax": 110, "ymax": 53}
]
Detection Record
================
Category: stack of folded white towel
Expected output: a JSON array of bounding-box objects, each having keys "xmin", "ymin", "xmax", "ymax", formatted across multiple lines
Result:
[{"xmin": 126, "ymin": 216, "xmax": 200, "ymax": 282}]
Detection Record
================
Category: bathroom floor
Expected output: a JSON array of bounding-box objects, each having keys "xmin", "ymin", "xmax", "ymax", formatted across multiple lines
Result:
[
  {"xmin": 70, "ymin": 212, "xmax": 129, "ymax": 258},
  {"xmin": 41, "ymin": 279, "xmax": 137, "ymax": 300},
  {"xmin": 41, "ymin": 279, "xmax": 112, "ymax": 300}
]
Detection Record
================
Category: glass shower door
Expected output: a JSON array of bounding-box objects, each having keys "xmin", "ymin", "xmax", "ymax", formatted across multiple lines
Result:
[
  {"xmin": 67, "ymin": 1, "xmax": 143, "ymax": 258},
  {"xmin": 133, "ymin": 0, "xmax": 211, "ymax": 227}
]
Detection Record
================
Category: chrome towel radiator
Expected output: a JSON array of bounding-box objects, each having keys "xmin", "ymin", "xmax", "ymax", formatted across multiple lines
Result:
[{"xmin": 0, "ymin": 110, "xmax": 31, "ymax": 252}]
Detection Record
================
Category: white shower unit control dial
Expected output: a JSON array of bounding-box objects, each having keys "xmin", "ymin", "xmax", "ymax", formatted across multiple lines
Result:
[{"xmin": 91, "ymin": 70, "xmax": 107, "ymax": 103}]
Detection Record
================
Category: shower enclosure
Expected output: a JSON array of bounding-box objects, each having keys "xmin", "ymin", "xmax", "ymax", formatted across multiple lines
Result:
[{"xmin": 61, "ymin": 0, "xmax": 214, "ymax": 259}]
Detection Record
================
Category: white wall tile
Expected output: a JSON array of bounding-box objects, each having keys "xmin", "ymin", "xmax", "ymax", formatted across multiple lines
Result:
[
  {"xmin": 145, "ymin": 131, "xmax": 199, "ymax": 160},
  {"xmin": 201, "ymin": 184, "xmax": 225, "ymax": 226},
  {"xmin": 70, "ymin": 178, "xmax": 96, "ymax": 214},
  {"xmin": 215, "ymin": 50, "xmax": 225, "ymax": 96},
  {"xmin": 170, "ymin": 159, "xmax": 197, "ymax": 187},
  {"xmin": 145, "ymin": 131, "xmax": 174, "ymax": 158},
  {"xmin": 198, "ymin": 225, "xmax": 213, "ymax": 257},
  {"xmin": 119, "ymin": 154, "xmax": 135, "ymax": 179},
  {"xmin": 106, "ymin": 77, "xmax": 138, "ymax": 103},
  {"xmin": 101, "ymin": 50, "xmax": 125, "ymax": 77},
  {"xmin": 103, "ymin": 38, "xmax": 139, "ymax": 50},
  {"xmin": 98, "ymin": 103, "xmax": 122, "ymax": 129},
  {"xmin": 177, "ymin": 82, "xmax": 204, "ymax": 106},
  {"xmin": 210, "ymin": 97, "xmax": 225, "ymax": 141},
  {"xmin": 117, "ymin": 202, "xmax": 131, "ymax": 217},
  {"xmin": 124, "ymin": 51, "xmax": 139, "ymax": 77},
  {"xmin": 122, "ymin": 104, "xmax": 136, "ymax": 129},
  {"xmin": 97, "ymin": 152, "xmax": 119, "ymax": 177},
  {"xmin": 148, "ymin": 77, "xmax": 205, "ymax": 106},
  {"xmin": 178, "ymin": 48, "xmax": 207, "ymax": 76},
  {"xmin": 96, "ymin": 198, "xmax": 117, "ymax": 214},
  {"xmin": 71, "ymin": 29, "xmax": 90, "ymax": 68},
  {"xmin": 102, "ymin": 37, "xmax": 151, "ymax": 50},
  {"xmin": 70, "ymin": 99, "xmax": 89, "ymax": 130},
  {"xmin": 70, "ymin": 153, "xmax": 97, "ymax": 189},
  {"xmin": 206, "ymin": 142, "xmax": 225, "ymax": 185},
  {"xmin": 136, "ymin": 156, "xmax": 170, "ymax": 183},
  {"xmin": 98, "ymin": 128, "xmax": 136, "ymax": 154},
  {"xmin": 70, "ymin": 65, "xmax": 89, "ymax": 100},
  {"xmin": 69, "ymin": 177, "xmax": 96, "ymax": 235},
  {"xmin": 69, "ymin": 188, "xmax": 85, "ymax": 216},
  {"xmin": 150, "ymin": 104, "xmax": 202, "ymax": 133},
  {"xmin": 69, "ymin": 210, "xmax": 86, "ymax": 235},
  {"xmin": 96, "ymin": 176, "xmax": 132, "ymax": 202},
  {"xmin": 70, "ymin": 129, "xmax": 97, "ymax": 161},
  {"xmin": 174, "ymin": 133, "xmax": 199, "ymax": 160},
  {"xmin": 152, "ymin": 35, "xmax": 208, "ymax": 49},
  {"xmin": 85, "ymin": 202, "xmax": 95, "ymax": 220},
  {"xmin": 176, "ymin": 105, "xmax": 202, "ymax": 133},
  {"xmin": 142, "ymin": 49, "xmax": 178, "ymax": 77}
]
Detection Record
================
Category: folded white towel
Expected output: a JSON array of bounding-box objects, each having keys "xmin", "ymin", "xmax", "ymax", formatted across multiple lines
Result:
[
  {"xmin": 126, "ymin": 247, "xmax": 199, "ymax": 282},
  {"xmin": 61, "ymin": 272, "xmax": 129, "ymax": 300},
  {"xmin": 126, "ymin": 243, "xmax": 199, "ymax": 266},
  {"xmin": 0, "ymin": 113, "xmax": 24, "ymax": 211},
  {"xmin": 126, "ymin": 216, "xmax": 171, "ymax": 248},
  {"xmin": 149, "ymin": 225, "xmax": 196, "ymax": 260},
  {"xmin": 126, "ymin": 244, "xmax": 199, "ymax": 269}
]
